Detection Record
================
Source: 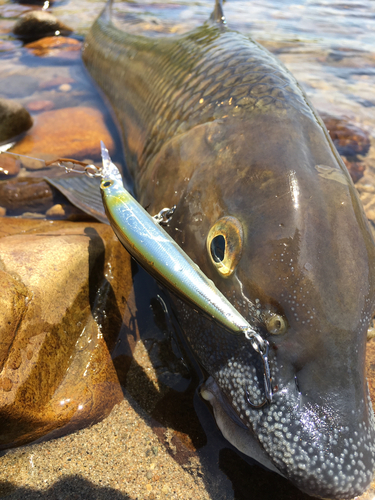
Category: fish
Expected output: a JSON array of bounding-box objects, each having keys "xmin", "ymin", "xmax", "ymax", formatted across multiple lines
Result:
[{"xmin": 81, "ymin": 1, "xmax": 375, "ymax": 498}]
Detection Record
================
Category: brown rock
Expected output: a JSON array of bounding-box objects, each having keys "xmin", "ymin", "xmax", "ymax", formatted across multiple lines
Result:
[
  {"xmin": 26, "ymin": 99, "xmax": 54, "ymax": 112},
  {"xmin": 342, "ymin": 156, "xmax": 366, "ymax": 184},
  {"xmin": 320, "ymin": 112, "xmax": 371, "ymax": 157},
  {"xmin": 0, "ymin": 154, "xmax": 21, "ymax": 178},
  {"xmin": 0, "ymin": 218, "xmax": 133, "ymax": 448},
  {"xmin": 13, "ymin": 10, "xmax": 72, "ymax": 42},
  {"xmin": 0, "ymin": 98, "xmax": 33, "ymax": 142},
  {"xmin": 25, "ymin": 36, "xmax": 81, "ymax": 61},
  {"xmin": 10, "ymin": 107, "xmax": 115, "ymax": 167},
  {"xmin": 0, "ymin": 178, "xmax": 54, "ymax": 214}
]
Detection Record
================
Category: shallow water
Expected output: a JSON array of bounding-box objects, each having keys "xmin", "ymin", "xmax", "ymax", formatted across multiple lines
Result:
[{"xmin": 0, "ymin": 1, "xmax": 375, "ymax": 499}]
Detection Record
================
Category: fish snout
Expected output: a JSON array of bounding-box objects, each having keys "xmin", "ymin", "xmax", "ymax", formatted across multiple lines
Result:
[{"xmin": 254, "ymin": 376, "xmax": 375, "ymax": 499}]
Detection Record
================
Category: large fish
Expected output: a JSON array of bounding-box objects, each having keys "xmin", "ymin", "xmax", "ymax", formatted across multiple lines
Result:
[{"xmin": 81, "ymin": 1, "xmax": 375, "ymax": 498}]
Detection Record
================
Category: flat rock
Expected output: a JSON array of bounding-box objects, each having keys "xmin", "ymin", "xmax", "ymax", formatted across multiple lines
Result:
[
  {"xmin": 0, "ymin": 177, "xmax": 55, "ymax": 214},
  {"xmin": 25, "ymin": 36, "xmax": 81, "ymax": 61},
  {"xmin": 0, "ymin": 75, "xmax": 39, "ymax": 99},
  {"xmin": 0, "ymin": 98, "xmax": 33, "ymax": 142},
  {"xmin": 0, "ymin": 217, "xmax": 132, "ymax": 448},
  {"xmin": 9, "ymin": 107, "xmax": 115, "ymax": 167},
  {"xmin": 13, "ymin": 11, "xmax": 72, "ymax": 42}
]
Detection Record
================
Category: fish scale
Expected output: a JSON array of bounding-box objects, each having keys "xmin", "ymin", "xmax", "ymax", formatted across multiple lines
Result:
[{"xmin": 84, "ymin": 13, "xmax": 307, "ymax": 180}]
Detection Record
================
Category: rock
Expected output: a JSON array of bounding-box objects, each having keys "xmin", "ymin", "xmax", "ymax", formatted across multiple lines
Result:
[
  {"xmin": 0, "ymin": 178, "xmax": 55, "ymax": 214},
  {"xmin": 0, "ymin": 98, "xmax": 33, "ymax": 142},
  {"xmin": 45, "ymin": 203, "xmax": 65, "ymax": 216},
  {"xmin": 26, "ymin": 99, "xmax": 54, "ymax": 112},
  {"xmin": 0, "ymin": 154, "xmax": 21, "ymax": 178},
  {"xmin": 13, "ymin": 10, "xmax": 72, "ymax": 42},
  {"xmin": 10, "ymin": 107, "xmax": 115, "ymax": 167},
  {"xmin": 0, "ymin": 75, "xmax": 39, "ymax": 99},
  {"xmin": 0, "ymin": 218, "xmax": 132, "ymax": 448},
  {"xmin": 342, "ymin": 157, "xmax": 366, "ymax": 184},
  {"xmin": 25, "ymin": 36, "xmax": 81, "ymax": 61},
  {"xmin": 320, "ymin": 112, "xmax": 371, "ymax": 157}
]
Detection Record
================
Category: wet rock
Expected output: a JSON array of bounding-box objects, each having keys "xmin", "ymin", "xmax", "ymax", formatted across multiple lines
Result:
[
  {"xmin": 13, "ymin": 11, "xmax": 72, "ymax": 42},
  {"xmin": 25, "ymin": 36, "xmax": 81, "ymax": 61},
  {"xmin": 0, "ymin": 75, "xmax": 39, "ymax": 99},
  {"xmin": 0, "ymin": 218, "xmax": 132, "ymax": 448},
  {"xmin": 320, "ymin": 112, "xmax": 371, "ymax": 157},
  {"xmin": 0, "ymin": 155, "xmax": 21, "ymax": 178},
  {"xmin": 10, "ymin": 107, "xmax": 115, "ymax": 167},
  {"xmin": 45, "ymin": 203, "xmax": 65, "ymax": 216},
  {"xmin": 26, "ymin": 99, "xmax": 54, "ymax": 112},
  {"xmin": 0, "ymin": 98, "xmax": 33, "ymax": 142},
  {"xmin": 0, "ymin": 178, "xmax": 54, "ymax": 214},
  {"xmin": 342, "ymin": 157, "xmax": 366, "ymax": 184}
]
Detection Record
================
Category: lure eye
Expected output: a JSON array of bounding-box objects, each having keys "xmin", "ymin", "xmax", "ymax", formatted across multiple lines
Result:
[
  {"xmin": 265, "ymin": 313, "xmax": 287, "ymax": 335},
  {"xmin": 206, "ymin": 216, "xmax": 243, "ymax": 277},
  {"xmin": 101, "ymin": 179, "xmax": 113, "ymax": 189}
]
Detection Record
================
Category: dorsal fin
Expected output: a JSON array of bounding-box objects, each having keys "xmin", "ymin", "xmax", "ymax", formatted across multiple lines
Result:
[{"xmin": 210, "ymin": 0, "xmax": 226, "ymax": 25}]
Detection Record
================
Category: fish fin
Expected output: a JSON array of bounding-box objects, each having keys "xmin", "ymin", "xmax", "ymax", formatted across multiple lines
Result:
[
  {"xmin": 209, "ymin": 0, "xmax": 226, "ymax": 25},
  {"xmin": 45, "ymin": 176, "xmax": 109, "ymax": 225},
  {"xmin": 101, "ymin": 0, "xmax": 114, "ymax": 23}
]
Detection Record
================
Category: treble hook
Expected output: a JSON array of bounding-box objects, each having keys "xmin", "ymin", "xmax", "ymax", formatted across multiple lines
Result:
[{"xmin": 244, "ymin": 330, "xmax": 273, "ymax": 409}]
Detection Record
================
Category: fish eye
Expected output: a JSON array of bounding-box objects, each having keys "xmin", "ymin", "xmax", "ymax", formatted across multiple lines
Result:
[
  {"xmin": 206, "ymin": 216, "xmax": 243, "ymax": 277},
  {"xmin": 265, "ymin": 313, "xmax": 287, "ymax": 335},
  {"xmin": 211, "ymin": 235, "xmax": 225, "ymax": 263},
  {"xmin": 101, "ymin": 179, "xmax": 113, "ymax": 189}
]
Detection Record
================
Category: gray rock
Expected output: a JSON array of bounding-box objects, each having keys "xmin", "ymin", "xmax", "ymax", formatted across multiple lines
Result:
[
  {"xmin": 13, "ymin": 10, "xmax": 72, "ymax": 42},
  {"xmin": 0, "ymin": 98, "xmax": 33, "ymax": 143}
]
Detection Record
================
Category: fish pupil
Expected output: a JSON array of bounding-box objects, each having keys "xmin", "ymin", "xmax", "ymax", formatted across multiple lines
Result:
[{"xmin": 211, "ymin": 235, "xmax": 226, "ymax": 263}]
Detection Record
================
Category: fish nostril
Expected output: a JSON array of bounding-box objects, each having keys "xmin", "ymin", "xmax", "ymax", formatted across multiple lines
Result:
[{"xmin": 295, "ymin": 375, "xmax": 301, "ymax": 395}]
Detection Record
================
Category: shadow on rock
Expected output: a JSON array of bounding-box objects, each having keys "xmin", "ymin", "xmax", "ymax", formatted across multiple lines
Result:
[{"xmin": 0, "ymin": 475, "xmax": 132, "ymax": 500}]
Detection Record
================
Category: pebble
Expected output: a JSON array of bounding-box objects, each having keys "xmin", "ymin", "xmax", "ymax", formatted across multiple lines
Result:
[
  {"xmin": 10, "ymin": 106, "xmax": 115, "ymax": 167},
  {"xmin": 25, "ymin": 36, "xmax": 81, "ymax": 61},
  {"xmin": 45, "ymin": 203, "xmax": 65, "ymax": 216},
  {"xmin": 58, "ymin": 83, "xmax": 71, "ymax": 92},
  {"xmin": 0, "ymin": 98, "xmax": 33, "ymax": 142},
  {"xmin": 13, "ymin": 10, "xmax": 72, "ymax": 42}
]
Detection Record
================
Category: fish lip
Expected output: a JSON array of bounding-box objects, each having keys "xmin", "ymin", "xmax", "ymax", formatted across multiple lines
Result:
[{"xmin": 200, "ymin": 376, "xmax": 284, "ymax": 477}]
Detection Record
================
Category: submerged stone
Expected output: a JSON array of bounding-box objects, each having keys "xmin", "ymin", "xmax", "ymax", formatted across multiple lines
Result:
[{"xmin": 9, "ymin": 107, "xmax": 115, "ymax": 168}]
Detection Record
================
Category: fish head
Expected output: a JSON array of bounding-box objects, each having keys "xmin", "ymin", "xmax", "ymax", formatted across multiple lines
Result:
[{"xmin": 143, "ymin": 109, "xmax": 375, "ymax": 498}]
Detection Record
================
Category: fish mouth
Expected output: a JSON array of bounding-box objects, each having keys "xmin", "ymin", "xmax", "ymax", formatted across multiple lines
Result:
[
  {"xmin": 200, "ymin": 376, "xmax": 283, "ymax": 476},
  {"xmin": 201, "ymin": 375, "xmax": 375, "ymax": 499}
]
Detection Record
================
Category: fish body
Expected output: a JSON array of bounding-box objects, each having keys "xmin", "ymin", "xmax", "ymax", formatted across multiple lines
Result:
[{"xmin": 83, "ymin": 2, "xmax": 375, "ymax": 498}]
